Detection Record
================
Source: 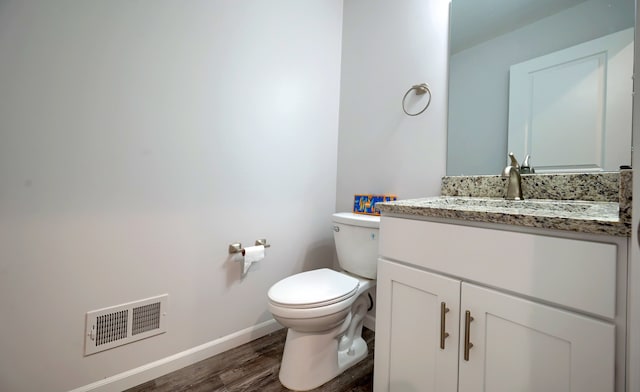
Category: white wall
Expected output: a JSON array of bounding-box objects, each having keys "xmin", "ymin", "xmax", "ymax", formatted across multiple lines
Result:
[
  {"xmin": 447, "ymin": 0, "xmax": 634, "ymax": 176},
  {"xmin": 336, "ymin": 0, "xmax": 450, "ymax": 212},
  {"xmin": 0, "ymin": 1, "xmax": 343, "ymax": 391}
]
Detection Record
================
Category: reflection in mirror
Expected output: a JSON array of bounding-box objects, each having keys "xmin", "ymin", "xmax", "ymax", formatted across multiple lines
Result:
[{"xmin": 446, "ymin": 0, "xmax": 634, "ymax": 175}]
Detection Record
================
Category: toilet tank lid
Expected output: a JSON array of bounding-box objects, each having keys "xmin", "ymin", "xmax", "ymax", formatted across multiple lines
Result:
[
  {"xmin": 332, "ymin": 212, "xmax": 380, "ymax": 228},
  {"xmin": 268, "ymin": 268, "xmax": 359, "ymax": 308}
]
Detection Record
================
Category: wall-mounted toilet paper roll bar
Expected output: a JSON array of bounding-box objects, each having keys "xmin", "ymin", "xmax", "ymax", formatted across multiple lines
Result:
[{"xmin": 228, "ymin": 239, "xmax": 270, "ymax": 256}]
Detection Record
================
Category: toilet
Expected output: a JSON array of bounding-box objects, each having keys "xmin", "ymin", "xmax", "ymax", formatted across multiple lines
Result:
[{"xmin": 267, "ymin": 212, "xmax": 380, "ymax": 391}]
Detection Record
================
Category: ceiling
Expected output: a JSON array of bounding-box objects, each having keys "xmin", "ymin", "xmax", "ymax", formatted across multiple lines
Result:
[{"xmin": 450, "ymin": 0, "xmax": 589, "ymax": 53}]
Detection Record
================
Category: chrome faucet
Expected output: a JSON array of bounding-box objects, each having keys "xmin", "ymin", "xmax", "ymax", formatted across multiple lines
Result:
[{"xmin": 502, "ymin": 152, "xmax": 523, "ymax": 200}]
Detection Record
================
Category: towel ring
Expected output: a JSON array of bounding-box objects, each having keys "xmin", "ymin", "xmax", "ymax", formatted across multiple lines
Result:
[{"xmin": 402, "ymin": 83, "xmax": 432, "ymax": 116}]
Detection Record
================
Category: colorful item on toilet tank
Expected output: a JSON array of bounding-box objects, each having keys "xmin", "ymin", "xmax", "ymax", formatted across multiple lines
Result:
[{"xmin": 353, "ymin": 194, "xmax": 397, "ymax": 215}]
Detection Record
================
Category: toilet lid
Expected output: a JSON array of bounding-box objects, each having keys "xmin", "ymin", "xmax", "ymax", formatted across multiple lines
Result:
[{"xmin": 268, "ymin": 268, "xmax": 360, "ymax": 309}]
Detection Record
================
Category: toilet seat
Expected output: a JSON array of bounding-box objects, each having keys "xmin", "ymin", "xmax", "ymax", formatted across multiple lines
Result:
[{"xmin": 268, "ymin": 268, "xmax": 360, "ymax": 309}]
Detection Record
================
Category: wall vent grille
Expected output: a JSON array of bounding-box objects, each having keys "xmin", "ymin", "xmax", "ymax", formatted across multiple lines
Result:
[
  {"xmin": 96, "ymin": 310, "xmax": 128, "ymax": 346},
  {"xmin": 133, "ymin": 302, "xmax": 161, "ymax": 335},
  {"xmin": 84, "ymin": 294, "xmax": 168, "ymax": 356}
]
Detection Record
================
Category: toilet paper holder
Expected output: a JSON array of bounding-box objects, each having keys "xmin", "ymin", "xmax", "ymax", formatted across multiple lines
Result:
[{"xmin": 229, "ymin": 239, "xmax": 271, "ymax": 256}]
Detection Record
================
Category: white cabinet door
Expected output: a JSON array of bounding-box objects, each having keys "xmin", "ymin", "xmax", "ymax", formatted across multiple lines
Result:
[
  {"xmin": 374, "ymin": 259, "xmax": 460, "ymax": 392},
  {"xmin": 458, "ymin": 282, "xmax": 615, "ymax": 392}
]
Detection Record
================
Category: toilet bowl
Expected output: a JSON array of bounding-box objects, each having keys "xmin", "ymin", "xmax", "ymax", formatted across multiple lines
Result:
[{"xmin": 267, "ymin": 212, "xmax": 380, "ymax": 391}]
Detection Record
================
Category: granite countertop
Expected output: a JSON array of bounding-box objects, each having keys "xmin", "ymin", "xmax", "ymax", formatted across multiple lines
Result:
[{"xmin": 376, "ymin": 171, "xmax": 632, "ymax": 237}]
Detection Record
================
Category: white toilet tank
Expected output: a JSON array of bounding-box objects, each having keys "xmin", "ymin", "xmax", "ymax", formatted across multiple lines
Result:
[{"xmin": 332, "ymin": 212, "xmax": 380, "ymax": 279}]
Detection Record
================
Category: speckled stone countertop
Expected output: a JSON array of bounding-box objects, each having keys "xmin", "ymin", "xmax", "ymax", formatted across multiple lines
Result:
[{"xmin": 377, "ymin": 171, "xmax": 632, "ymax": 237}]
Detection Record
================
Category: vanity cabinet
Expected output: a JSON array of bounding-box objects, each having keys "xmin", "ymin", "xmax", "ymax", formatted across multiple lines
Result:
[{"xmin": 374, "ymin": 216, "xmax": 625, "ymax": 392}]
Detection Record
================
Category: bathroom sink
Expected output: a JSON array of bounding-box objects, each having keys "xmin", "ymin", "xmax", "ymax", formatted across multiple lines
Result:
[{"xmin": 381, "ymin": 196, "xmax": 620, "ymax": 222}]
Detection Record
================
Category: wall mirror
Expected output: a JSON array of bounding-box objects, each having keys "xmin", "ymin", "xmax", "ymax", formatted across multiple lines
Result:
[{"xmin": 446, "ymin": 0, "xmax": 634, "ymax": 175}]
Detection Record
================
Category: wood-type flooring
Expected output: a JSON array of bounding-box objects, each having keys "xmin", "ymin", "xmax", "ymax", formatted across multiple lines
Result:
[{"xmin": 125, "ymin": 327, "xmax": 374, "ymax": 392}]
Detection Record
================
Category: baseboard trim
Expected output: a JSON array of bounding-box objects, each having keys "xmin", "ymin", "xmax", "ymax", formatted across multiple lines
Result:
[{"xmin": 69, "ymin": 319, "xmax": 283, "ymax": 392}]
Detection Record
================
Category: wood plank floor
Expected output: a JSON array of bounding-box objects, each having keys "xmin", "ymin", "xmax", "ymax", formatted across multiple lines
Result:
[{"xmin": 125, "ymin": 327, "xmax": 374, "ymax": 392}]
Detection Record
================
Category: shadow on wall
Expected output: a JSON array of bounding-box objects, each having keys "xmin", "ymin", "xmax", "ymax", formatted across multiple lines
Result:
[{"xmin": 301, "ymin": 238, "xmax": 336, "ymax": 273}]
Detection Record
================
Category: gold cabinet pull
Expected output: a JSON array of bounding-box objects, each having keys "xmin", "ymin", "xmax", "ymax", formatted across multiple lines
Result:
[
  {"xmin": 463, "ymin": 310, "xmax": 474, "ymax": 361},
  {"xmin": 440, "ymin": 301, "xmax": 450, "ymax": 349}
]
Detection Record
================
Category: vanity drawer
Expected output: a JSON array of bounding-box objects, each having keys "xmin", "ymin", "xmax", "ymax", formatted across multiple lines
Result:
[{"xmin": 379, "ymin": 217, "xmax": 618, "ymax": 318}]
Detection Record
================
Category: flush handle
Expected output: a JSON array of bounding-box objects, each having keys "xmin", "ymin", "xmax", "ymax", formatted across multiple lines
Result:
[
  {"xmin": 440, "ymin": 301, "xmax": 450, "ymax": 349},
  {"xmin": 332, "ymin": 225, "xmax": 340, "ymax": 232},
  {"xmin": 464, "ymin": 310, "xmax": 474, "ymax": 361}
]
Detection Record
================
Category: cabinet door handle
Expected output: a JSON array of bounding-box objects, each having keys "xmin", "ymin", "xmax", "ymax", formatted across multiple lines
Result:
[
  {"xmin": 440, "ymin": 301, "xmax": 450, "ymax": 349},
  {"xmin": 463, "ymin": 310, "xmax": 474, "ymax": 361}
]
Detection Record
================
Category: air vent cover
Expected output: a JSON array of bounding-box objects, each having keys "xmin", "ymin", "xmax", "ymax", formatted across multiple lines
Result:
[{"xmin": 84, "ymin": 294, "xmax": 167, "ymax": 356}]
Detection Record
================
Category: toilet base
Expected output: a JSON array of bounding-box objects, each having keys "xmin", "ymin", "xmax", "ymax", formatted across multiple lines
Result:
[
  {"xmin": 278, "ymin": 327, "xmax": 368, "ymax": 391},
  {"xmin": 274, "ymin": 281, "xmax": 374, "ymax": 391},
  {"xmin": 338, "ymin": 335, "xmax": 368, "ymax": 371}
]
